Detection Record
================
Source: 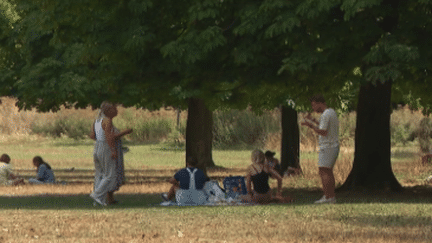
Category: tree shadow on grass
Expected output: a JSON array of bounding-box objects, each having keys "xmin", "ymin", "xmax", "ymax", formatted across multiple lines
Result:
[
  {"xmin": 0, "ymin": 193, "xmax": 162, "ymax": 210},
  {"xmin": 0, "ymin": 186, "xmax": 431, "ymax": 210}
]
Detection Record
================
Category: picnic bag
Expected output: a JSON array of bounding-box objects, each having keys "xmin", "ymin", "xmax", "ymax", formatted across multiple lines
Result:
[
  {"xmin": 203, "ymin": 180, "xmax": 226, "ymax": 201},
  {"xmin": 223, "ymin": 176, "xmax": 247, "ymax": 199}
]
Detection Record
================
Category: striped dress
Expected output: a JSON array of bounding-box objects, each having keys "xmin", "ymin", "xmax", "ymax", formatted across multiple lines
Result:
[{"xmin": 92, "ymin": 118, "xmax": 125, "ymax": 204}]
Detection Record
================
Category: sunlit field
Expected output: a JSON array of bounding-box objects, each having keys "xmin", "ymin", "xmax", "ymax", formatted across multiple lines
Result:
[
  {"xmin": 0, "ymin": 97, "xmax": 431, "ymax": 242},
  {"xmin": 0, "ymin": 137, "xmax": 431, "ymax": 242}
]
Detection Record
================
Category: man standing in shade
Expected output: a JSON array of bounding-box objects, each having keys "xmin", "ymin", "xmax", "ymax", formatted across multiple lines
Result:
[{"xmin": 302, "ymin": 94, "xmax": 339, "ymax": 204}]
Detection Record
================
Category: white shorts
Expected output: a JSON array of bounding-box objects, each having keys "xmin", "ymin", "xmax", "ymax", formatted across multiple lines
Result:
[
  {"xmin": 318, "ymin": 146, "xmax": 339, "ymax": 168},
  {"xmin": 175, "ymin": 189, "xmax": 207, "ymax": 206}
]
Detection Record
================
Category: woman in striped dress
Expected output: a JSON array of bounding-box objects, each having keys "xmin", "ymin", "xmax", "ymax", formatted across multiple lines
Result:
[{"xmin": 89, "ymin": 102, "xmax": 132, "ymax": 205}]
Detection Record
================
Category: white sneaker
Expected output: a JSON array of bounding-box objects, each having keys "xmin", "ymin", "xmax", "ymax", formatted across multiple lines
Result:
[
  {"xmin": 314, "ymin": 195, "xmax": 336, "ymax": 204},
  {"xmin": 161, "ymin": 193, "xmax": 169, "ymax": 201}
]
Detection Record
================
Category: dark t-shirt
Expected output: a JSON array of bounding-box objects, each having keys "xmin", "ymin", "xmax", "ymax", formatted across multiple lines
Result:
[
  {"xmin": 251, "ymin": 170, "xmax": 270, "ymax": 194},
  {"xmin": 174, "ymin": 167, "xmax": 208, "ymax": 190}
]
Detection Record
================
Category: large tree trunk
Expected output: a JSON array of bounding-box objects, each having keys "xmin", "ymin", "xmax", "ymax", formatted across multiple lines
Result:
[
  {"xmin": 186, "ymin": 98, "xmax": 215, "ymax": 175},
  {"xmin": 280, "ymin": 105, "xmax": 300, "ymax": 175},
  {"xmin": 338, "ymin": 81, "xmax": 402, "ymax": 192}
]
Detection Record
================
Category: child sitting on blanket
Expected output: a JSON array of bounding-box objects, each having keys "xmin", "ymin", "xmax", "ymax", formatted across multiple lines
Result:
[
  {"xmin": 0, "ymin": 154, "xmax": 25, "ymax": 186},
  {"xmin": 161, "ymin": 156, "xmax": 209, "ymax": 206},
  {"xmin": 28, "ymin": 156, "xmax": 56, "ymax": 184}
]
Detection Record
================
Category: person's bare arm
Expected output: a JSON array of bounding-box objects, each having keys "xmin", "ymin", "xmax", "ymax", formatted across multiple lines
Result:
[
  {"xmin": 245, "ymin": 168, "xmax": 253, "ymax": 195},
  {"xmin": 311, "ymin": 126, "xmax": 328, "ymax": 136},
  {"xmin": 102, "ymin": 119, "xmax": 117, "ymax": 159},
  {"xmin": 89, "ymin": 121, "xmax": 96, "ymax": 140},
  {"xmin": 114, "ymin": 128, "xmax": 133, "ymax": 140},
  {"xmin": 301, "ymin": 121, "xmax": 328, "ymax": 136},
  {"xmin": 168, "ymin": 177, "xmax": 179, "ymax": 186},
  {"xmin": 9, "ymin": 172, "xmax": 18, "ymax": 180},
  {"xmin": 304, "ymin": 113, "xmax": 319, "ymax": 125},
  {"xmin": 269, "ymin": 168, "xmax": 283, "ymax": 197}
]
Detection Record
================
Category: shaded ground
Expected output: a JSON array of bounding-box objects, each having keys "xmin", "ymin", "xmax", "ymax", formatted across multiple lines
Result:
[
  {"xmin": 14, "ymin": 167, "xmax": 248, "ymax": 183},
  {"xmin": 0, "ymin": 182, "xmax": 431, "ymax": 243},
  {"xmin": 0, "ymin": 183, "xmax": 431, "ymax": 210}
]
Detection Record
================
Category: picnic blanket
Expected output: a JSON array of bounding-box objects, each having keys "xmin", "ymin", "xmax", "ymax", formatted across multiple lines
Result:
[
  {"xmin": 159, "ymin": 197, "xmax": 251, "ymax": 206},
  {"xmin": 160, "ymin": 179, "xmax": 252, "ymax": 206}
]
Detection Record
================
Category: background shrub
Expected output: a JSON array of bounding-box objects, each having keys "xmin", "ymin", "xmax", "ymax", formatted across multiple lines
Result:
[
  {"xmin": 390, "ymin": 108, "xmax": 424, "ymax": 146},
  {"xmin": 213, "ymin": 109, "xmax": 280, "ymax": 149},
  {"xmin": 418, "ymin": 117, "xmax": 432, "ymax": 153},
  {"xmin": 0, "ymin": 97, "xmax": 429, "ymax": 151},
  {"xmin": 32, "ymin": 117, "xmax": 92, "ymax": 139}
]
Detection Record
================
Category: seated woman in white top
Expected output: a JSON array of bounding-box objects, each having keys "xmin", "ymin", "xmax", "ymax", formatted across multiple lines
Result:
[{"xmin": 0, "ymin": 154, "xmax": 25, "ymax": 186}]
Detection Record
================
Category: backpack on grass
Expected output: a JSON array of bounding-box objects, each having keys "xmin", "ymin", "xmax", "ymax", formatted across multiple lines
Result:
[{"xmin": 203, "ymin": 180, "xmax": 226, "ymax": 201}]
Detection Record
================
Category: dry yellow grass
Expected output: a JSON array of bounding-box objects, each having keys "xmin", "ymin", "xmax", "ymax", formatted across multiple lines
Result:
[
  {"xmin": 1, "ymin": 99, "xmax": 432, "ymax": 243},
  {"xmin": 0, "ymin": 203, "xmax": 430, "ymax": 243},
  {"xmin": 3, "ymin": 149, "xmax": 429, "ymax": 198},
  {"xmin": 0, "ymin": 96, "xmax": 185, "ymax": 138}
]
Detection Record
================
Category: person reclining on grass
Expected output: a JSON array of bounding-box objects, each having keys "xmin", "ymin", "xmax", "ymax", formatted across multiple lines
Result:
[
  {"xmin": 28, "ymin": 156, "xmax": 55, "ymax": 184},
  {"xmin": 0, "ymin": 154, "xmax": 25, "ymax": 186},
  {"xmin": 240, "ymin": 149, "xmax": 293, "ymax": 204},
  {"xmin": 161, "ymin": 156, "xmax": 209, "ymax": 206}
]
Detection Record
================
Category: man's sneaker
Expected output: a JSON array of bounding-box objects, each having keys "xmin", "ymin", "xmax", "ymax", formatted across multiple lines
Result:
[
  {"xmin": 314, "ymin": 195, "xmax": 336, "ymax": 204},
  {"xmin": 161, "ymin": 193, "xmax": 169, "ymax": 201}
]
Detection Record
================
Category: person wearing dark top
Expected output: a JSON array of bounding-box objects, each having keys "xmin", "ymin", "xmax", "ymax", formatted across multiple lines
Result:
[
  {"xmin": 264, "ymin": 150, "xmax": 281, "ymax": 175},
  {"xmin": 161, "ymin": 157, "xmax": 209, "ymax": 205},
  {"xmin": 28, "ymin": 156, "xmax": 55, "ymax": 184},
  {"xmin": 251, "ymin": 170, "xmax": 270, "ymax": 194},
  {"xmin": 241, "ymin": 150, "xmax": 292, "ymax": 204}
]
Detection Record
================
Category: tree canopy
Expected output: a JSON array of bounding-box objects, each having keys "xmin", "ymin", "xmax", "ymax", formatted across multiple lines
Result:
[{"xmin": 0, "ymin": 0, "xmax": 356, "ymax": 112}]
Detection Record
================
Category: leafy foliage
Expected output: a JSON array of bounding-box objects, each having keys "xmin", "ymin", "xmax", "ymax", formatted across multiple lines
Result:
[{"xmin": 0, "ymin": 0, "xmax": 432, "ymax": 113}]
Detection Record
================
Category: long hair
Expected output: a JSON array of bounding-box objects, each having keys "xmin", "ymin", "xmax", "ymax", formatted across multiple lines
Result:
[
  {"xmin": 33, "ymin": 156, "xmax": 51, "ymax": 170},
  {"xmin": 251, "ymin": 149, "xmax": 269, "ymax": 173},
  {"xmin": 251, "ymin": 149, "xmax": 265, "ymax": 165}
]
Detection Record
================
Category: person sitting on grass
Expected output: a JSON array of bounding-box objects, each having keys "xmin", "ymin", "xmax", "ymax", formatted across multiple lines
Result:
[
  {"xmin": 240, "ymin": 149, "xmax": 293, "ymax": 204},
  {"xmin": 0, "ymin": 154, "xmax": 25, "ymax": 186},
  {"xmin": 264, "ymin": 150, "xmax": 281, "ymax": 174},
  {"xmin": 28, "ymin": 156, "xmax": 55, "ymax": 184},
  {"xmin": 161, "ymin": 156, "xmax": 209, "ymax": 206}
]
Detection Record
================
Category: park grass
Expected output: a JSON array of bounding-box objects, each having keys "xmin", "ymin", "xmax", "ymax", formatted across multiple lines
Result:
[
  {"xmin": 4, "ymin": 137, "xmax": 431, "ymax": 186},
  {"xmin": 0, "ymin": 138, "xmax": 432, "ymax": 242},
  {"xmin": 0, "ymin": 193, "xmax": 431, "ymax": 243}
]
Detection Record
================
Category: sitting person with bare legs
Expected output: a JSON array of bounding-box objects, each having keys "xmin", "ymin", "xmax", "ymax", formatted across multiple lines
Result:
[
  {"xmin": 241, "ymin": 150, "xmax": 293, "ymax": 204},
  {"xmin": 0, "ymin": 154, "xmax": 25, "ymax": 186},
  {"xmin": 161, "ymin": 156, "xmax": 209, "ymax": 206}
]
